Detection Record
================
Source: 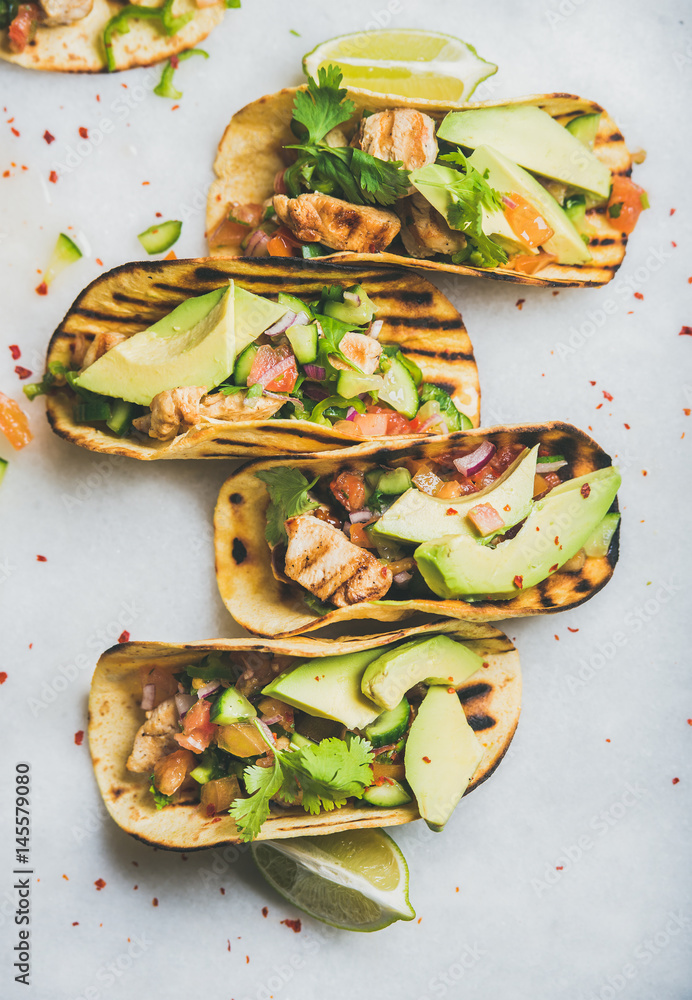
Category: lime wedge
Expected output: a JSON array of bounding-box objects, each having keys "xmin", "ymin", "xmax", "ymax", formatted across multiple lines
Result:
[
  {"xmin": 251, "ymin": 829, "xmax": 415, "ymax": 932},
  {"xmin": 303, "ymin": 29, "xmax": 497, "ymax": 104}
]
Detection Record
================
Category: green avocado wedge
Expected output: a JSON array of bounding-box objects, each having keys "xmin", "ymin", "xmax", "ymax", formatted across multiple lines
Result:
[
  {"xmin": 404, "ymin": 686, "xmax": 483, "ymax": 832},
  {"xmin": 371, "ymin": 445, "xmax": 538, "ymax": 546},
  {"xmin": 415, "ymin": 466, "xmax": 621, "ymax": 600},
  {"xmin": 361, "ymin": 635, "xmax": 484, "ymax": 711}
]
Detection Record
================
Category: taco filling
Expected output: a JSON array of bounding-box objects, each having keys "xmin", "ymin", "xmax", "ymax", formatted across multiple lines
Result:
[
  {"xmin": 259, "ymin": 442, "xmax": 621, "ymax": 609},
  {"xmin": 129, "ymin": 635, "xmax": 494, "ymax": 839},
  {"xmin": 29, "ymin": 279, "xmax": 471, "ymax": 440},
  {"xmin": 211, "ymin": 67, "xmax": 646, "ymax": 275}
]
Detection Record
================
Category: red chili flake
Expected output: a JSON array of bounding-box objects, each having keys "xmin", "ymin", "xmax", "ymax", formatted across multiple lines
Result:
[
  {"xmin": 642, "ymin": 470, "xmax": 648, "ymax": 477},
  {"xmin": 670, "ymin": 208, "xmax": 676, "ymax": 216},
  {"xmin": 624, "ymin": 423, "xmax": 631, "ymax": 429},
  {"xmin": 567, "ymin": 627, "xmax": 579, "ymax": 633},
  {"xmin": 220, "ymin": 888, "xmax": 225, "ymax": 895},
  {"xmin": 74, "ymin": 730, "xmax": 84, "ymax": 746},
  {"xmin": 49, "ymin": 170, "xmax": 58, "ymax": 183},
  {"xmin": 672, "ymin": 241, "xmax": 677, "ymax": 247},
  {"xmin": 549, "ymin": 564, "xmax": 559, "ymax": 573},
  {"xmin": 133, "ymin": 885, "xmax": 138, "ymax": 890},
  {"xmin": 589, "ymin": 380, "xmax": 596, "ymax": 386},
  {"xmin": 11, "ymin": 127, "xmax": 19, "ymax": 137},
  {"xmin": 9, "ymin": 344, "xmax": 20, "ymax": 359},
  {"xmin": 170, "ymin": 53, "xmax": 180, "ymax": 69},
  {"xmin": 2, "ymin": 170, "xmax": 9, "ymax": 178},
  {"xmin": 94, "ymin": 879, "xmax": 106, "ymax": 890},
  {"xmin": 446, "ymin": 507, "xmax": 458, "ymax": 515},
  {"xmin": 556, "ymin": 866, "xmax": 563, "ymax": 871},
  {"xmin": 554, "ymin": 634, "xmax": 559, "ymax": 640},
  {"xmin": 63, "ymin": 874, "xmax": 69, "ymax": 880},
  {"xmin": 447, "ymin": 687, "xmax": 456, "ymax": 694},
  {"xmin": 605, "ymin": 739, "xmax": 611, "ymax": 743},
  {"xmin": 281, "ymin": 918, "xmax": 302, "ymax": 933},
  {"xmin": 171, "ymin": 105, "xmax": 180, "ymax": 111},
  {"xmin": 0, "ymin": 672, "xmax": 7, "ymax": 684},
  {"xmin": 227, "ymin": 940, "xmax": 231, "ymax": 951},
  {"xmin": 688, "ymin": 277, "xmax": 692, "ymax": 284},
  {"xmin": 142, "ymin": 181, "xmax": 150, "ymax": 186},
  {"xmin": 78, "ymin": 127, "xmax": 88, "ymax": 139},
  {"xmin": 482, "ymin": 661, "xmax": 489, "ymax": 669},
  {"xmin": 7, "ymin": 117, "xmax": 13, "ymax": 122},
  {"xmin": 595, "ymin": 402, "xmax": 603, "ymax": 409},
  {"xmin": 95, "ymin": 258, "xmax": 103, "ymax": 266},
  {"xmin": 15, "ymin": 365, "xmax": 31, "ymax": 379},
  {"xmin": 96, "ymin": 95, "xmax": 101, "ymax": 102},
  {"xmin": 580, "ymin": 483, "xmax": 591, "ymax": 499},
  {"xmin": 503, "ymin": 504, "xmax": 511, "ymax": 511},
  {"xmin": 552, "ymin": 290, "xmax": 559, "ymax": 296},
  {"xmin": 554, "ymin": 535, "xmax": 560, "ymax": 546},
  {"xmin": 118, "ymin": 630, "xmax": 130, "ymax": 643},
  {"xmin": 36, "ymin": 555, "xmax": 47, "ymax": 562},
  {"xmin": 211, "ymin": 817, "xmax": 222, "ymax": 824},
  {"xmin": 422, "ymin": 756, "xmax": 431, "ymax": 763},
  {"xmin": 181, "ymin": 854, "xmax": 188, "ymax": 861},
  {"xmin": 43, "ymin": 130, "xmax": 55, "ymax": 144},
  {"xmin": 687, "ymin": 720, "xmax": 692, "ymax": 726},
  {"xmin": 72, "ymin": 922, "xmax": 79, "ymax": 926},
  {"xmin": 634, "ymin": 292, "xmax": 643, "ymax": 300},
  {"xmin": 603, "ymin": 390, "xmax": 613, "ymax": 401},
  {"xmin": 679, "ymin": 327, "xmax": 692, "ymax": 337},
  {"xmin": 515, "ymin": 298, "xmax": 525, "ymax": 310},
  {"xmin": 513, "ymin": 574, "xmax": 523, "ymax": 589},
  {"xmin": 246, "ymin": 956, "xmax": 249, "ymax": 964},
  {"xmin": 262, "ymin": 907, "xmax": 268, "ymax": 917},
  {"xmin": 672, "ymin": 777, "xmax": 680, "ymax": 785},
  {"xmin": 155, "ymin": 211, "xmax": 162, "ymax": 217}
]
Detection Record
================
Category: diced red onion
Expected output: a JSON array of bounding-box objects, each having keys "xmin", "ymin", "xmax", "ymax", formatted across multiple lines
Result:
[
  {"xmin": 264, "ymin": 310, "xmax": 297, "ymax": 337},
  {"xmin": 453, "ymin": 441, "xmax": 496, "ymax": 476},
  {"xmin": 260, "ymin": 714, "xmax": 282, "ymax": 726},
  {"xmin": 393, "ymin": 570, "xmax": 413, "ymax": 585},
  {"xmin": 343, "ymin": 291, "xmax": 361, "ymax": 307},
  {"xmin": 367, "ymin": 319, "xmax": 384, "ymax": 340},
  {"xmin": 346, "ymin": 406, "xmax": 357, "ymax": 420},
  {"xmin": 537, "ymin": 459, "xmax": 567, "ymax": 474},
  {"xmin": 502, "ymin": 194, "xmax": 518, "ymax": 209},
  {"xmin": 303, "ymin": 383, "xmax": 329, "ymax": 401},
  {"xmin": 185, "ymin": 734, "xmax": 206, "ymax": 753},
  {"xmin": 197, "ymin": 680, "xmax": 221, "ymax": 700},
  {"xmin": 419, "ymin": 413, "xmax": 449, "ymax": 434},
  {"xmin": 175, "ymin": 693, "xmax": 196, "ymax": 718},
  {"xmin": 246, "ymin": 229, "xmax": 271, "ymax": 257},
  {"xmin": 257, "ymin": 719, "xmax": 276, "ymax": 743},
  {"xmin": 141, "ymin": 684, "xmax": 156, "ymax": 711},
  {"xmin": 303, "ymin": 364, "xmax": 326, "ymax": 381},
  {"xmin": 292, "ymin": 310, "xmax": 310, "ymax": 326},
  {"xmin": 349, "ymin": 508, "xmax": 373, "ymax": 523}
]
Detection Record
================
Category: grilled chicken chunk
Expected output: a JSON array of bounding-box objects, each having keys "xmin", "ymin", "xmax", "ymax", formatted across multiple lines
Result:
[
  {"xmin": 273, "ymin": 193, "xmax": 400, "ymax": 254},
  {"xmin": 126, "ymin": 697, "xmax": 180, "ymax": 773},
  {"xmin": 354, "ymin": 109, "xmax": 438, "ymax": 194},
  {"xmin": 283, "ymin": 514, "xmax": 392, "ymax": 607},
  {"xmin": 330, "ymin": 331, "xmax": 382, "ymax": 374},
  {"xmin": 80, "ymin": 332, "xmax": 128, "ymax": 371},
  {"xmin": 200, "ymin": 392, "xmax": 284, "ymax": 422},
  {"xmin": 133, "ymin": 387, "xmax": 284, "ymax": 440},
  {"xmin": 397, "ymin": 193, "xmax": 467, "ymax": 259},
  {"xmin": 40, "ymin": 0, "xmax": 93, "ymax": 24}
]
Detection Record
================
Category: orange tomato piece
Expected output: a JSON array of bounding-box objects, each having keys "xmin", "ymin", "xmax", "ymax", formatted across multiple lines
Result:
[
  {"xmin": 467, "ymin": 503, "xmax": 505, "ymax": 537},
  {"xmin": 248, "ymin": 344, "xmax": 298, "ymax": 392},
  {"xmin": 8, "ymin": 4, "xmax": 39, "ymax": 53},
  {"xmin": 435, "ymin": 480, "xmax": 463, "ymax": 499},
  {"xmin": 267, "ymin": 227, "xmax": 302, "ymax": 257},
  {"xmin": 174, "ymin": 699, "xmax": 217, "ymax": 754},
  {"xmin": 412, "ymin": 465, "xmax": 443, "ymax": 495},
  {"xmin": 508, "ymin": 251, "xmax": 557, "ymax": 275},
  {"xmin": 350, "ymin": 523, "xmax": 376, "ymax": 548},
  {"xmin": 0, "ymin": 392, "xmax": 32, "ymax": 450},
  {"xmin": 352, "ymin": 412, "xmax": 389, "ymax": 437},
  {"xmin": 607, "ymin": 176, "xmax": 647, "ymax": 235},
  {"xmin": 331, "ymin": 419, "xmax": 364, "ymax": 439},
  {"xmin": 153, "ymin": 749, "xmax": 196, "ymax": 796},
  {"xmin": 385, "ymin": 411, "xmax": 412, "ymax": 435},
  {"xmin": 330, "ymin": 471, "xmax": 367, "ymax": 512},
  {"xmin": 504, "ymin": 193, "xmax": 554, "ymax": 248}
]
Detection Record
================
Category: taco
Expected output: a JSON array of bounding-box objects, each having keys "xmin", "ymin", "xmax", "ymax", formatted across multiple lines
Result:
[
  {"xmin": 214, "ymin": 422, "xmax": 621, "ymax": 637},
  {"xmin": 35, "ymin": 257, "xmax": 479, "ymax": 459},
  {"xmin": 0, "ymin": 0, "xmax": 227, "ymax": 73},
  {"xmin": 89, "ymin": 622, "xmax": 521, "ymax": 847},
  {"xmin": 207, "ymin": 70, "xmax": 645, "ymax": 287}
]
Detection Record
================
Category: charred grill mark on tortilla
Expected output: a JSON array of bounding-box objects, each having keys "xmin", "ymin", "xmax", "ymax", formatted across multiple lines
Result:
[{"xmin": 466, "ymin": 714, "xmax": 496, "ymax": 732}]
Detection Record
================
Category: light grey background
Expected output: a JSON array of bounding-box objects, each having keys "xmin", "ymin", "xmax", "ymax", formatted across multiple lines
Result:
[{"xmin": 1, "ymin": 1, "xmax": 691, "ymax": 997}]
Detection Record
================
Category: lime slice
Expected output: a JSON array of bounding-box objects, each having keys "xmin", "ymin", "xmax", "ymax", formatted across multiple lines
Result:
[
  {"xmin": 303, "ymin": 29, "xmax": 497, "ymax": 104},
  {"xmin": 251, "ymin": 829, "xmax": 415, "ymax": 932}
]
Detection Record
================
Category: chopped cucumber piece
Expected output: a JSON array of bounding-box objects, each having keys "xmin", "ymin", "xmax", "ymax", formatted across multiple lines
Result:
[
  {"xmin": 106, "ymin": 398, "xmax": 134, "ymax": 437},
  {"xmin": 137, "ymin": 220, "xmax": 182, "ymax": 255},
  {"xmin": 336, "ymin": 371, "xmax": 383, "ymax": 397},
  {"xmin": 75, "ymin": 400, "xmax": 111, "ymax": 423},
  {"xmin": 363, "ymin": 780, "xmax": 412, "ymax": 807},
  {"xmin": 563, "ymin": 195, "xmax": 593, "ymax": 239},
  {"xmin": 583, "ymin": 512, "xmax": 620, "ymax": 558},
  {"xmin": 365, "ymin": 698, "xmax": 410, "ymax": 748},
  {"xmin": 301, "ymin": 244, "xmax": 328, "ymax": 259},
  {"xmin": 286, "ymin": 323, "xmax": 318, "ymax": 364},
  {"xmin": 376, "ymin": 468, "xmax": 412, "ymax": 495},
  {"xmin": 323, "ymin": 284, "xmax": 376, "ymax": 326},
  {"xmin": 379, "ymin": 356, "xmax": 419, "ymax": 419},
  {"xmin": 418, "ymin": 383, "xmax": 470, "ymax": 431},
  {"xmin": 233, "ymin": 342, "xmax": 259, "ymax": 386},
  {"xmin": 566, "ymin": 113, "xmax": 601, "ymax": 150},
  {"xmin": 45, "ymin": 233, "xmax": 82, "ymax": 286},
  {"xmin": 538, "ymin": 454, "xmax": 566, "ymax": 464},
  {"xmin": 209, "ymin": 687, "xmax": 257, "ymax": 725},
  {"xmin": 278, "ymin": 293, "xmax": 312, "ymax": 319},
  {"xmin": 289, "ymin": 732, "xmax": 316, "ymax": 750}
]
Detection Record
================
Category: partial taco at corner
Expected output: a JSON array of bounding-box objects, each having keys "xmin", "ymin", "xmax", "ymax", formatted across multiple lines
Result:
[
  {"xmin": 214, "ymin": 422, "xmax": 621, "ymax": 637},
  {"xmin": 34, "ymin": 257, "xmax": 479, "ymax": 459},
  {"xmin": 207, "ymin": 68, "xmax": 645, "ymax": 287},
  {"xmin": 89, "ymin": 623, "xmax": 521, "ymax": 847},
  {"xmin": 0, "ymin": 0, "xmax": 230, "ymax": 73}
]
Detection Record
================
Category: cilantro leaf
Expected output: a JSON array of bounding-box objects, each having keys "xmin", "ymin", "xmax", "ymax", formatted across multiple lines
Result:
[
  {"xmin": 255, "ymin": 468, "xmax": 319, "ymax": 547},
  {"xmin": 437, "ymin": 151, "xmax": 508, "ymax": 268},
  {"xmin": 608, "ymin": 202, "xmax": 623, "ymax": 218},
  {"xmin": 230, "ymin": 756, "xmax": 283, "ymax": 841},
  {"xmin": 293, "ymin": 65, "xmax": 356, "ymax": 145},
  {"xmin": 149, "ymin": 781, "xmax": 173, "ymax": 810},
  {"xmin": 350, "ymin": 148, "xmax": 411, "ymax": 206}
]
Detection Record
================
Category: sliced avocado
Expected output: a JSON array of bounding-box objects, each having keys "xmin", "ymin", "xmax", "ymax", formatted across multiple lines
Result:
[
  {"xmin": 362, "ymin": 635, "xmax": 484, "ymax": 711},
  {"xmin": 437, "ymin": 104, "xmax": 611, "ymax": 199},
  {"xmin": 566, "ymin": 113, "xmax": 601, "ymax": 150},
  {"xmin": 261, "ymin": 649, "xmax": 385, "ymax": 730},
  {"xmin": 468, "ymin": 146, "xmax": 592, "ymax": 265},
  {"xmin": 324, "ymin": 285, "xmax": 377, "ymax": 326},
  {"xmin": 404, "ymin": 687, "xmax": 483, "ymax": 832},
  {"xmin": 234, "ymin": 286, "xmax": 292, "ymax": 356},
  {"xmin": 414, "ymin": 466, "xmax": 621, "ymax": 600},
  {"xmin": 410, "ymin": 163, "xmax": 530, "ymax": 257},
  {"xmin": 372, "ymin": 445, "xmax": 538, "ymax": 546}
]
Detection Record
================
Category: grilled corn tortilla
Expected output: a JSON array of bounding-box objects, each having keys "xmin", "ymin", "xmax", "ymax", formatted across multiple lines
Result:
[
  {"xmin": 215, "ymin": 421, "xmax": 620, "ymax": 637},
  {"xmin": 207, "ymin": 89, "xmax": 632, "ymax": 288},
  {"xmin": 44, "ymin": 257, "xmax": 479, "ymax": 458},
  {"xmin": 89, "ymin": 622, "xmax": 521, "ymax": 849},
  {"xmin": 0, "ymin": 0, "xmax": 224, "ymax": 73}
]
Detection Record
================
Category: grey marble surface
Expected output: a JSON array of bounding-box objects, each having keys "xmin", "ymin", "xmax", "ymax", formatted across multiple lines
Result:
[{"xmin": 1, "ymin": 1, "xmax": 690, "ymax": 997}]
